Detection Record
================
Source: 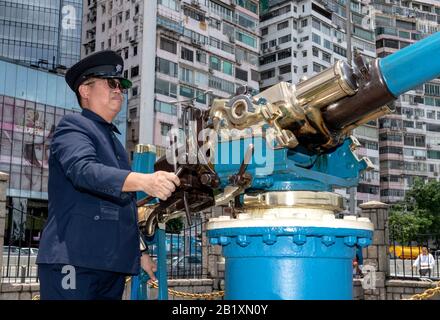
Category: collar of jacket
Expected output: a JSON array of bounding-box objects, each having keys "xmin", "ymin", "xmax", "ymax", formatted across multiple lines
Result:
[{"xmin": 81, "ymin": 108, "xmax": 121, "ymax": 134}]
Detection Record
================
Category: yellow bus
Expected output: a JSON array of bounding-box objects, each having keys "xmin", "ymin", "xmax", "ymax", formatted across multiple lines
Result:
[{"xmin": 389, "ymin": 245, "xmax": 423, "ymax": 259}]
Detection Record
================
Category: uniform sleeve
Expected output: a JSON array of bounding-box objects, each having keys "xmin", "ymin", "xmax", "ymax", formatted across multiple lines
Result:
[{"xmin": 51, "ymin": 116, "xmax": 132, "ymax": 201}]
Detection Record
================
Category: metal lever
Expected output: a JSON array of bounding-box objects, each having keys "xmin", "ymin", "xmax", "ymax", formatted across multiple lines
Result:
[
  {"xmin": 215, "ymin": 144, "xmax": 254, "ymax": 206},
  {"xmin": 238, "ymin": 144, "xmax": 254, "ymax": 178},
  {"xmin": 183, "ymin": 191, "xmax": 192, "ymax": 226},
  {"xmin": 136, "ymin": 166, "xmax": 184, "ymax": 207}
]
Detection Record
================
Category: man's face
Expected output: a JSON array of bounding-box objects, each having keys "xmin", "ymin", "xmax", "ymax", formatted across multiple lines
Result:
[
  {"xmin": 79, "ymin": 78, "xmax": 124, "ymax": 114},
  {"xmin": 422, "ymin": 248, "xmax": 428, "ymax": 255}
]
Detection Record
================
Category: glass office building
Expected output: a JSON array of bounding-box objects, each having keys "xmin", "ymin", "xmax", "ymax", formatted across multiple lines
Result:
[
  {"xmin": 0, "ymin": 0, "xmax": 82, "ymax": 68},
  {"xmin": 0, "ymin": 57, "xmax": 128, "ymax": 249}
]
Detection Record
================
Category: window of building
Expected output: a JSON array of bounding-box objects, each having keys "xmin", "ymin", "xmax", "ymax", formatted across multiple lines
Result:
[
  {"xmin": 235, "ymin": 68, "xmax": 248, "ymax": 81},
  {"xmin": 184, "ymin": 6, "xmax": 205, "ymax": 21},
  {"xmin": 131, "ymin": 66, "xmax": 139, "ymax": 78},
  {"xmin": 210, "ymin": 37, "xmax": 221, "ymax": 49},
  {"xmin": 210, "ymin": 56, "xmax": 221, "ymax": 71},
  {"xmin": 313, "ymin": 63, "xmax": 324, "ymax": 73},
  {"xmin": 156, "ymin": 58, "xmax": 178, "ymax": 77},
  {"xmin": 261, "ymin": 27, "xmax": 268, "ymax": 36},
  {"xmin": 312, "ymin": 17, "xmax": 320, "ymax": 30},
  {"xmin": 301, "ymin": 19, "xmax": 308, "ymax": 28},
  {"xmin": 235, "ymin": 30, "xmax": 257, "ymax": 48},
  {"xmin": 158, "ymin": 0, "xmax": 179, "ymax": 11},
  {"xmin": 155, "ymin": 78, "xmax": 177, "ymax": 98},
  {"xmin": 209, "ymin": 75, "xmax": 235, "ymax": 94},
  {"xmin": 160, "ymin": 122, "xmax": 173, "ymax": 136},
  {"xmin": 303, "ymin": 65, "xmax": 308, "ymax": 73},
  {"xmin": 251, "ymin": 69, "xmax": 259, "ymax": 82},
  {"xmin": 259, "ymin": 54, "xmax": 277, "ymax": 65},
  {"xmin": 196, "ymin": 90, "xmax": 206, "ymax": 104},
  {"xmin": 279, "ymin": 64, "xmax": 291, "ymax": 75},
  {"xmin": 261, "ymin": 69, "xmax": 275, "ymax": 80},
  {"xmin": 302, "ymin": 50, "xmax": 307, "ymax": 57},
  {"xmin": 333, "ymin": 45, "xmax": 346, "ymax": 57},
  {"xmin": 223, "ymin": 61, "xmax": 233, "ymax": 76},
  {"xmin": 132, "ymin": 86, "xmax": 138, "ymax": 97},
  {"xmin": 312, "ymin": 33, "xmax": 321, "ymax": 45},
  {"xmin": 221, "ymin": 42, "xmax": 235, "ymax": 54},
  {"xmin": 129, "ymin": 108, "xmax": 137, "ymax": 120},
  {"xmin": 209, "ymin": 17, "xmax": 222, "ymax": 30},
  {"xmin": 322, "ymin": 52, "xmax": 331, "ymax": 63},
  {"xmin": 133, "ymin": 45, "xmax": 138, "ymax": 56},
  {"xmin": 278, "ymin": 49, "xmax": 292, "ymax": 60},
  {"xmin": 181, "ymin": 47, "xmax": 194, "ymax": 62},
  {"xmin": 312, "ymin": 47, "xmax": 319, "ymax": 57},
  {"xmin": 322, "ymin": 23, "xmax": 331, "ymax": 36},
  {"xmin": 279, "ymin": 34, "xmax": 291, "ymax": 44},
  {"xmin": 117, "ymin": 12, "xmax": 123, "ymax": 25},
  {"xmin": 160, "ymin": 38, "xmax": 177, "ymax": 54},
  {"xmin": 277, "ymin": 21, "xmax": 289, "ymax": 30},
  {"xmin": 236, "ymin": 11, "xmax": 257, "ymax": 29},
  {"xmin": 155, "ymin": 101, "xmax": 177, "ymax": 115},
  {"xmin": 196, "ymin": 50, "xmax": 207, "ymax": 64},
  {"xmin": 180, "ymin": 85, "xmax": 194, "ymax": 98},
  {"xmin": 179, "ymin": 67, "xmax": 194, "ymax": 84},
  {"xmin": 235, "ymin": 0, "xmax": 258, "ymax": 14}
]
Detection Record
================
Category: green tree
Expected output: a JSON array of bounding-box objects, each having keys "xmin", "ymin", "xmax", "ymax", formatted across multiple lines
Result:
[{"xmin": 389, "ymin": 178, "xmax": 440, "ymax": 243}]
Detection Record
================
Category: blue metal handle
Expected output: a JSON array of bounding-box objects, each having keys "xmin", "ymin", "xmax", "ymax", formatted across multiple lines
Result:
[{"xmin": 380, "ymin": 31, "xmax": 440, "ymax": 97}]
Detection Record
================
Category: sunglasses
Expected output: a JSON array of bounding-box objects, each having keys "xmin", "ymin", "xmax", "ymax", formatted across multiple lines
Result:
[{"xmin": 83, "ymin": 78, "xmax": 127, "ymax": 94}]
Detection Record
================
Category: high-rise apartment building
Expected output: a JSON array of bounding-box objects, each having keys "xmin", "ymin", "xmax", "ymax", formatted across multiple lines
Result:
[
  {"xmin": 82, "ymin": 0, "xmax": 260, "ymax": 157},
  {"xmin": 372, "ymin": 0, "xmax": 440, "ymax": 203},
  {"xmin": 0, "ymin": 0, "xmax": 83, "ymax": 68},
  {"xmin": 259, "ymin": 0, "xmax": 380, "ymax": 211}
]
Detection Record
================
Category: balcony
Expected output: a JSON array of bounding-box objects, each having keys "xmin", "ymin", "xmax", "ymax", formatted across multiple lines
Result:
[{"xmin": 157, "ymin": 15, "xmax": 184, "ymax": 35}]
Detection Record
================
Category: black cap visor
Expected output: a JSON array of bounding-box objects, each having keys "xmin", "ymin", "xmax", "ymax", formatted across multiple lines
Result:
[{"xmin": 75, "ymin": 65, "xmax": 132, "ymax": 90}]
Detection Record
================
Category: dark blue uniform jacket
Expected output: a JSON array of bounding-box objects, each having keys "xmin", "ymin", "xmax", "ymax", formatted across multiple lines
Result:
[{"xmin": 36, "ymin": 109, "xmax": 140, "ymax": 275}]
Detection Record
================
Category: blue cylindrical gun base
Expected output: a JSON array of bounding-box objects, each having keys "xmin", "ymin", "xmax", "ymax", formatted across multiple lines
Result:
[{"xmin": 207, "ymin": 206, "xmax": 373, "ymax": 300}]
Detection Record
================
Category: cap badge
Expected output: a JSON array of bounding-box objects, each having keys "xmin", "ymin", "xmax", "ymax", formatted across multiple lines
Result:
[{"xmin": 115, "ymin": 64, "xmax": 122, "ymax": 73}]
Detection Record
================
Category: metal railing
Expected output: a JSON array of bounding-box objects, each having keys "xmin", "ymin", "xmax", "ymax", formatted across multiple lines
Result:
[
  {"xmin": 2, "ymin": 206, "xmax": 43, "ymax": 283},
  {"xmin": 147, "ymin": 216, "xmax": 207, "ymax": 279},
  {"xmin": 389, "ymin": 232, "xmax": 440, "ymax": 280},
  {"xmin": 2, "ymin": 206, "xmax": 209, "ymax": 282}
]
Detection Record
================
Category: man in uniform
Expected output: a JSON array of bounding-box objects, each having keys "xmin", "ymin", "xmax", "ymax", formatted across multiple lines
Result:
[{"xmin": 36, "ymin": 50, "xmax": 180, "ymax": 300}]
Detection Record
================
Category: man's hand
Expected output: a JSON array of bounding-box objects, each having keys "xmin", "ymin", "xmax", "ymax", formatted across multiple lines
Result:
[
  {"xmin": 123, "ymin": 171, "xmax": 180, "ymax": 201},
  {"xmin": 141, "ymin": 253, "xmax": 157, "ymax": 282},
  {"xmin": 141, "ymin": 171, "xmax": 180, "ymax": 201}
]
